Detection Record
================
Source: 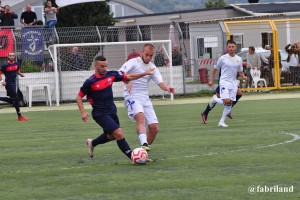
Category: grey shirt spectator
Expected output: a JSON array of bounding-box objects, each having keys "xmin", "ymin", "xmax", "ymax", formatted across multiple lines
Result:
[{"xmin": 70, "ymin": 47, "xmax": 86, "ymax": 71}]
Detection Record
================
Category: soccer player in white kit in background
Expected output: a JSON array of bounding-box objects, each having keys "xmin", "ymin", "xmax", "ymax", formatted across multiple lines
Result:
[
  {"xmin": 119, "ymin": 43, "xmax": 175, "ymax": 151},
  {"xmin": 208, "ymin": 40, "xmax": 247, "ymax": 128}
]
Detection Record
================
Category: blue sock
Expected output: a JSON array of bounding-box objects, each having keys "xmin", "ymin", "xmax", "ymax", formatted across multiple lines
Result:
[
  {"xmin": 117, "ymin": 138, "xmax": 132, "ymax": 159},
  {"xmin": 92, "ymin": 133, "xmax": 110, "ymax": 147}
]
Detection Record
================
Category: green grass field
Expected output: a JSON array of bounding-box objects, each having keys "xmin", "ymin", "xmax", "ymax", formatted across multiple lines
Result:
[{"xmin": 0, "ymin": 96, "xmax": 299, "ymax": 200}]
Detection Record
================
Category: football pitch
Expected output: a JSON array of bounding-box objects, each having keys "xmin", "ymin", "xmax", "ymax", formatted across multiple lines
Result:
[{"xmin": 0, "ymin": 94, "xmax": 299, "ymax": 200}]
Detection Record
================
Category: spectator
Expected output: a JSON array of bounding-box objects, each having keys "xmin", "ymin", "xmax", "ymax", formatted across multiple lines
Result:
[
  {"xmin": 154, "ymin": 46, "xmax": 166, "ymax": 67},
  {"xmin": 20, "ymin": 4, "xmax": 42, "ymax": 26},
  {"xmin": 285, "ymin": 43, "xmax": 299, "ymax": 85},
  {"xmin": 246, "ymin": 46, "xmax": 261, "ymax": 87},
  {"xmin": 127, "ymin": 49, "xmax": 140, "ymax": 61},
  {"xmin": 0, "ymin": 5, "xmax": 18, "ymax": 26},
  {"xmin": 268, "ymin": 44, "xmax": 282, "ymax": 86},
  {"xmin": 44, "ymin": 0, "xmax": 59, "ymax": 39},
  {"xmin": 70, "ymin": 47, "xmax": 86, "ymax": 71},
  {"xmin": 172, "ymin": 45, "xmax": 182, "ymax": 66}
]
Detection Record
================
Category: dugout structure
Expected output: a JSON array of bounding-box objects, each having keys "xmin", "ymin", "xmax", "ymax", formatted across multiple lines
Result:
[
  {"xmin": 47, "ymin": 40, "xmax": 175, "ymax": 106},
  {"xmin": 224, "ymin": 19, "xmax": 300, "ymax": 90}
]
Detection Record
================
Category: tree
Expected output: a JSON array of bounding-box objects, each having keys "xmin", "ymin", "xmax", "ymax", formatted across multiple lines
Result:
[
  {"xmin": 55, "ymin": 1, "xmax": 116, "ymax": 27},
  {"xmin": 205, "ymin": 0, "xmax": 226, "ymax": 8}
]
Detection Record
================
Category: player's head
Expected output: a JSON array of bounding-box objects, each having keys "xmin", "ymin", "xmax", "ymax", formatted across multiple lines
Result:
[
  {"xmin": 94, "ymin": 55, "xmax": 108, "ymax": 76},
  {"xmin": 141, "ymin": 43, "xmax": 155, "ymax": 64},
  {"xmin": 226, "ymin": 40, "xmax": 237, "ymax": 56},
  {"xmin": 8, "ymin": 52, "xmax": 15, "ymax": 62}
]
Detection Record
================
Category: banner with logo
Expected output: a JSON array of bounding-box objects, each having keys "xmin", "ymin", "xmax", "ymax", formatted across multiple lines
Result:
[
  {"xmin": 0, "ymin": 29, "xmax": 14, "ymax": 58},
  {"xmin": 22, "ymin": 28, "xmax": 44, "ymax": 61},
  {"xmin": 56, "ymin": 0, "xmax": 105, "ymax": 7}
]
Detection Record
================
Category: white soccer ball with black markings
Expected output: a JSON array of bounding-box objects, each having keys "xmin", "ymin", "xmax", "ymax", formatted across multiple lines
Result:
[{"xmin": 131, "ymin": 148, "xmax": 148, "ymax": 164}]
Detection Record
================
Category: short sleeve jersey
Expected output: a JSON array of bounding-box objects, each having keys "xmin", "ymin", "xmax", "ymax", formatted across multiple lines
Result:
[
  {"xmin": 119, "ymin": 57, "xmax": 163, "ymax": 100},
  {"xmin": 78, "ymin": 71, "xmax": 126, "ymax": 112},
  {"xmin": 0, "ymin": 61, "xmax": 19, "ymax": 86},
  {"xmin": 215, "ymin": 54, "xmax": 243, "ymax": 89}
]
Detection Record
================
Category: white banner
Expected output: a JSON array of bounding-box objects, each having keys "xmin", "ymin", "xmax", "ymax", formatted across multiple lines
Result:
[{"xmin": 56, "ymin": 0, "xmax": 105, "ymax": 7}]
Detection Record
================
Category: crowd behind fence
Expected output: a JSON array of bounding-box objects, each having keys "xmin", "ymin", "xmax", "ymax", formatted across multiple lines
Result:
[{"xmin": 1, "ymin": 20, "xmax": 300, "ymax": 105}]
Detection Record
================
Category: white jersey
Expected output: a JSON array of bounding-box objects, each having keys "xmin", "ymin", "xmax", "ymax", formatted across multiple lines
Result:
[
  {"xmin": 119, "ymin": 57, "xmax": 163, "ymax": 99},
  {"xmin": 215, "ymin": 54, "xmax": 243, "ymax": 89}
]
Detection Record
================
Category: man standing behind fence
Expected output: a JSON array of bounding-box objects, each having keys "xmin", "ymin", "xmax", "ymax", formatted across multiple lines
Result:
[
  {"xmin": 0, "ymin": 5, "xmax": 17, "ymax": 26},
  {"xmin": 119, "ymin": 43, "xmax": 175, "ymax": 151},
  {"xmin": 20, "ymin": 4, "xmax": 41, "ymax": 26},
  {"xmin": 246, "ymin": 46, "xmax": 261, "ymax": 87}
]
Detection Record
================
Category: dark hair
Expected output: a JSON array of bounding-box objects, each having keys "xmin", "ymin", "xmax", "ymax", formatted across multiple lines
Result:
[
  {"xmin": 249, "ymin": 46, "xmax": 255, "ymax": 52},
  {"xmin": 227, "ymin": 40, "xmax": 236, "ymax": 45},
  {"xmin": 94, "ymin": 55, "xmax": 106, "ymax": 62}
]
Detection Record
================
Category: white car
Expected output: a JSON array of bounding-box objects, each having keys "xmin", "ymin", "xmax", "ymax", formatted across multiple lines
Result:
[{"xmin": 237, "ymin": 47, "xmax": 289, "ymax": 72}]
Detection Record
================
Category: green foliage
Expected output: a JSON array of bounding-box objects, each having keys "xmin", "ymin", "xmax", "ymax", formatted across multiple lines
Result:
[
  {"xmin": 205, "ymin": 0, "xmax": 227, "ymax": 8},
  {"xmin": 20, "ymin": 61, "xmax": 42, "ymax": 73},
  {"xmin": 56, "ymin": 2, "xmax": 116, "ymax": 27}
]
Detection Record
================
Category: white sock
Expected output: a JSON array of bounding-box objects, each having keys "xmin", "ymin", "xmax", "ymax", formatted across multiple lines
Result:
[
  {"xmin": 138, "ymin": 133, "xmax": 147, "ymax": 145},
  {"xmin": 213, "ymin": 97, "xmax": 224, "ymax": 105},
  {"xmin": 219, "ymin": 105, "xmax": 232, "ymax": 124}
]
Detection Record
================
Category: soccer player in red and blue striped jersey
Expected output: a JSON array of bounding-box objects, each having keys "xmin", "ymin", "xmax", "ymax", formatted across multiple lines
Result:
[
  {"xmin": 77, "ymin": 55, "xmax": 154, "ymax": 163},
  {"xmin": 0, "ymin": 52, "xmax": 28, "ymax": 121}
]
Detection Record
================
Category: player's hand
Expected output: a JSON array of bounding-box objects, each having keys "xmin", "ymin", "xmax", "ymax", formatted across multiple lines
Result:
[
  {"xmin": 81, "ymin": 112, "xmax": 89, "ymax": 123},
  {"xmin": 168, "ymin": 87, "xmax": 175, "ymax": 94},
  {"xmin": 208, "ymin": 80, "xmax": 214, "ymax": 87},
  {"xmin": 145, "ymin": 67, "xmax": 155, "ymax": 75}
]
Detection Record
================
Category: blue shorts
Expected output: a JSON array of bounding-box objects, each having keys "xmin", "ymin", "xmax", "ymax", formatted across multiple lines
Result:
[
  {"xmin": 92, "ymin": 110, "xmax": 120, "ymax": 135},
  {"xmin": 5, "ymin": 85, "xmax": 17, "ymax": 99}
]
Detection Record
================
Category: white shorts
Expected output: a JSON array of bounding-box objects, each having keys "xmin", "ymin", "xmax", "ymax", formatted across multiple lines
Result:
[
  {"xmin": 124, "ymin": 98, "xmax": 158, "ymax": 125},
  {"xmin": 219, "ymin": 85, "xmax": 237, "ymax": 102}
]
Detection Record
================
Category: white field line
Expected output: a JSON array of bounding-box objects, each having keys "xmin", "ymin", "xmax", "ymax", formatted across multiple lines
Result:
[
  {"xmin": 5, "ymin": 132, "xmax": 299, "ymax": 174},
  {"xmin": 161, "ymin": 132, "xmax": 300, "ymax": 161}
]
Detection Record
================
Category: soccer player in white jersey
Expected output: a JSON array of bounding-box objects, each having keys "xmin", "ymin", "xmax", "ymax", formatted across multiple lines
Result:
[
  {"xmin": 119, "ymin": 43, "xmax": 175, "ymax": 151},
  {"xmin": 208, "ymin": 40, "xmax": 247, "ymax": 128}
]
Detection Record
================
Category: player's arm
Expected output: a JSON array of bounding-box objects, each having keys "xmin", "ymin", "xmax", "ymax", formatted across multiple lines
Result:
[
  {"xmin": 208, "ymin": 68, "xmax": 217, "ymax": 87},
  {"xmin": 0, "ymin": 73, "xmax": 6, "ymax": 86},
  {"xmin": 17, "ymin": 69, "xmax": 24, "ymax": 77},
  {"xmin": 76, "ymin": 94, "xmax": 89, "ymax": 123},
  {"xmin": 158, "ymin": 82, "xmax": 175, "ymax": 94},
  {"xmin": 125, "ymin": 67, "xmax": 154, "ymax": 81}
]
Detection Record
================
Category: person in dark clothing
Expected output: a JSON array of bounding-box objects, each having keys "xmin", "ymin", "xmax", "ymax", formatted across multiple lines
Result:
[
  {"xmin": 70, "ymin": 47, "xmax": 86, "ymax": 70},
  {"xmin": 20, "ymin": 4, "xmax": 41, "ymax": 26},
  {"xmin": 0, "ymin": 5, "xmax": 18, "ymax": 26},
  {"xmin": 0, "ymin": 52, "xmax": 28, "ymax": 121}
]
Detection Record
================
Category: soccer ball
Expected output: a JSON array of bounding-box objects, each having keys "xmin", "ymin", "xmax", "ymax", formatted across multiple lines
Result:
[{"xmin": 131, "ymin": 148, "xmax": 148, "ymax": 164}]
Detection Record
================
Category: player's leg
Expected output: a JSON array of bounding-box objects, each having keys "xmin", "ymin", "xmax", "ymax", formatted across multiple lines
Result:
[
  {"xmin": 218, "ymin": 87, "xmax": 235, "ymax": 127},
  {"xmin": 7, "ymin": 86, "xmax": 28, "ymax": 121},
  {"xmin": 125, "ymin": 99, "xmax": 149, "ymax": 149},
  {"xmin": 86, "ymin": 113, "xmax": 119, "ymax": 158},
  {"xmin": 201, "ymin": 87, "xmax": 220, "ymax": 124},
  {"xmin": 227, "ymin": 87, "xmax": 242, "ymax": 119},
  {"xmin": 0, "ymin": 97, "xmax": 14, "ymax": 104},
  {"xmin": 112, "ymin": 128, "xmax": 132, "ymax": 160},
  {"xmin": 143, "ymin": 99, "xmax": 159, "ymax": 146}
]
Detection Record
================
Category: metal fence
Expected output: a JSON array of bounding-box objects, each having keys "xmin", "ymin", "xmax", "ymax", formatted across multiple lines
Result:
[{"xmin": 1, "ymin": 19, "xmax": 300, "ymax": 105}]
